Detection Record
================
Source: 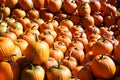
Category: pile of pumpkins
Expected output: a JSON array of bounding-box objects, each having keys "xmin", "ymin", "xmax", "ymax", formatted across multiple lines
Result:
[{"xmin": 0, "ymin": 0, "xmax": 120, "ymax": 80}]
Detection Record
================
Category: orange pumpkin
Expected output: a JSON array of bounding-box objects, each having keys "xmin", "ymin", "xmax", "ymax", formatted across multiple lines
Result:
[
  {"xmin": 0, "ymin": 59, "xmax": 20, "ymax": 80},
  {"xmin": 77, "ymin": 2, "xmax": 91, "ymax": 17},
  {"xmin": 47, "ymin": 60, "xmax": 72, "ymax": 80},
  {"xmin": 91, "ymin": 54, "xmax": 116, "ymax": 79},
  {"xmin": 72, "ymin": 66, "xmax": 93, "ymax": 80},
  {"xmin": 92, "ymin": 39, "xmax": 113, "ymax": 56},
  {"xmin": 0, "ymin": 37, "xmax": 16, "ymax": 61},
  {"xmin": 18, "ymin": 0, "xmax": 34, "ymax": 11},
  {"xmin": 61, "ymin": 51, "xmax": 78, "ymax": 71},
  {"xmin": 47, "ymin": 0, "xmax": 62, "ymax": 14},
  {"xmin": 114, "ymin": 43, "xmax": 120, "ymax": 62}
]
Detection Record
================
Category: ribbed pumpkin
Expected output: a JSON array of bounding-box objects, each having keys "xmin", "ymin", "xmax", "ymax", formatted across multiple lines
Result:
[
  {"xmin": 91, "ymin": 54, "xmax": 116, "ymax": 79},
  {"xmin": 0, "ymin": 37, "xmax": 16, "ymax": 61},
  {"xmin": 47, "ymin": 60, "xmax": 72, "ymax": 80},
  {"xmin": 23, "ymin": 34, "xmax": 49, "ymax": 65},
  {"xmin": 92, "ymin": 39, "xmax": 113, "ymax": 56},
  {"xmin": 21, "ymin": 64, "xmax": 45, "ymax": 80},
  {"xmin": 0, "ymin": 59, "xmax": 20, "ymax": 80}
]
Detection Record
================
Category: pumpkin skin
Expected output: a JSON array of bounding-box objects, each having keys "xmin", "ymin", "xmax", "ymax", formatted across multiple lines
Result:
[
  {"xmin": 21, "ymin": 64, "xmax": 45, "ymax": 80},
  {"xmin": 72, "ymin": 66, "xmax": 93, "ymax": 80},
  {"xmin": 77, "ymin": 2, "xmax": 91, "ymax": 17},
  {"xmin": 91, "ymin": 54, "xmax": 116, "ymax": 79},
  {"xmin": 0, "ymin": 37, "xmax": 16, "ymax": 61},
  {"xmin": 114, "ymin": 43, "xmax": 120, "ymax": 61},
  {"xmin": 18, "ymin": 0, "xmax": 34, "ymax": 11},
  {"xmin": 23, "ymin": 35, "xmax": 50, "ymax": 65},
  {"xmin": 47, "ymin": 61, "xmax": 72, "ymax": 80},
  {"xmin": 47, "ymin": 0, "xmax": 62, "ymax": 14},
  {"xmin": 92, "ymin": 39, "xmax": 113, "ymax": 56},
  {"xmin": 0, "ymin": 60, "xmax": 20, "ymax": 80}
]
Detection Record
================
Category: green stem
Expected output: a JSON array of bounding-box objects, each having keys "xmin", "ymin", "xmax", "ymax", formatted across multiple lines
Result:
[
  {"xmin": 58, "ymin": 60, "xmax": 61, "ymax": 69},
  {"xmin": 67, "ymin": 51, "xmax": 72, "ymax": 60}
]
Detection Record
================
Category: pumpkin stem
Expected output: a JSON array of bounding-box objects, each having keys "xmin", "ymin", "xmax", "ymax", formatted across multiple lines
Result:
[
  {"xmin": 30, "ymin": 63, "xmax": 35, "ymax": 70},
  {"xmin": 73, "ymin": 35, "xmax": 77, "ymax": 43},
  {"xmin": 6, "ymin": 54, "xmax": 16, "ymax": 63},
  {"xmin": 80, "ymin": 32, "xmax": 83, "ymax": 38},
  {"xmin": 81, "ymin": 2, "xmax": 87, "ymax": 8},
  {"xmin": 53, "ymin": 43, "xmax": 56, "ymax": 50},
  {"xmin": 34, "ymin": 33, "xmax": 39, "ymax": 42},
  {"xmin": 0, "ymin": 13, "xmax": 3, "ymax": 22},
  {"xmin": 58, "ymin": 60, "xmax": 62, "ymax": 69},
  {"xmin": 70, "ymin": 76, "xmax": 78, "ymax": 80},
  {"xmin": 67, "ymin": 51, "xmax": 72, "ymax": 60},
  {"xmin": 98, "ymin": 54, "xmax": 105, "ymax": 60},
  {"xmin": 31, "ymin": 25, "xmax": 36, "ymax": 30},
  {"xmin": 5, "ymin": 27, "xmax": 9, "ymax": 33}
]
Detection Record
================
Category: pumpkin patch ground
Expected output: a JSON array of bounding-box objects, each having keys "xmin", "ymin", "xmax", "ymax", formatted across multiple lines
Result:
[{"xmin": 0, "ymin": 0, "xmax": 120, "ymax": 80}]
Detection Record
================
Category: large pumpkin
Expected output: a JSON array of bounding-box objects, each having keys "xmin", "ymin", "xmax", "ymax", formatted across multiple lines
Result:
[
  {"xmin": 91, "ymin": 54, "xmax": 116, "ymax": 79},
  {"xmin": 92, "ymin": 39, "xmax": 113, "ymax": 56},
  {"xmin": 23, "ymin": 34, "xmax": 49, "ymax": 65},
  {"xmin": 21, "ymin": 64, "xmax": 45, "ymax": 80},
  {"xmin": 0, "ymin": 37, "xmax": 16, "ymax": 61},
  {"xmin": 0, "ymin": 60, "xmax": 20, "ymax": 80},
  {"xmin": 46, "ymin": 60, "xmax": 72, "ymax": 80}
]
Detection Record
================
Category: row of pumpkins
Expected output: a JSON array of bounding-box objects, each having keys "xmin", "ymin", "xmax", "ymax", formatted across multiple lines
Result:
[{"xmin": 0, "ymin": 0, "xmax": 120, "ymax": 80}]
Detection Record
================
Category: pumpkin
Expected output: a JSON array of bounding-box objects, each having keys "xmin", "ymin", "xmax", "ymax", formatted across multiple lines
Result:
[
  {"xmin": 81, "ymin": 15, "xmax": 94, "ymax": 29},
  {"xmin": 92, "ymin": 12, "xmax": 103, "ymax": 27},
  {"xmin": 0, "ymin": 37, "xmax": 16, "ymax": 61},
  {"xmin": 69, "ymin": 35, "xmax": 84, "ymax": 50},
  {"xmin": 18, "ymin": 0, "xmax": 34, "ymax": 11},
  {"xmin": 11, "ymin": 46, "xmax": 22, "ymax": 61},
  {"xmin": 53, "ymin": 41, "xmax": 67, "ymax": 54},
  {"xmin": 72, "ymin": 66, "xmax": 93, "ymax": 80},
  {"xmin": 92, "ymin": 39, "xmax": 113, "ymax": 56},
  {"xmin": 77, "ymin": 2, "xmax": 91, "ymax": 17},
  {"xmin": 23, "ymin": 34, "xmax": 49, "ymax": 65},
  {"xmin": 0, "ymin": 5, "xmax": 10, "ymax": 18},
  {"xmin": 60, "ymin": 19, "xmax": 74, "ymax": 29},
  {"xmin": 5, "ymin": 0, "xmax": 18, "ymax": 9},
  {"xmin": 47, "ymin": 0, "xmax": 62, "ymax": 14},
  {"xmin": 55, "ymin": 35, "xmax": 71, "ymax": 47},
  {"xmin": 61, "ymin": 51, "xmax": 78, "ymax": 71},
  {"xmin": 91, "ymin": 54, "xmax": 116, "ymax": 79},
  {"xmin": 21, "ymin": 63, "xmax": 45, "ymax": 80},
  {"xmin": 0, "ymin": 58, "xmax": 20, "ymax": 80},
  {"xmin": 46, "ymin": 60, "xmax": 72, "ymax": 80},
  {"xmin": 114, "ymin": 43, "xmax": 120, "ymax": 61},
  {"xmin": 62, "ymin": 0, "xmax": 77, "ymax": 14},
  {"xmin": 40, "ymin": 10, "xmax": 54, "ymax": 22},
  {"xmin": 89, "ymin": 0, "xmax": 101, "ymax": 12},
  {"xmin": 0, "ymin": 28, "xmax": 17, "ymax": 42},
  {"xmin": 49, "ymin": 44, "xmax": 64, "ymax": 61},
  {"xmin": 26, "ymin": 9, "xmax": 40, "ymax": 20},
  {"xmin": 41, "ymin": 57, "xmax": 58, "ymax": 71},
  {"xmin": 39, "ymin": 30, "xmax": 54, "ymax": 48},
  {"xmin": 32, "ymin": 0, "xmax": 45, "ymax": 9},
  {"xmin": 14, "ymin": 39, "xmax": 28, "ymax": 54},
  {"xmin": 12, "ymin": 8, "xmax": 26, "ymax": 19},
  {"xmin": 65, "ymin": 47, "xmax": 85, "ymax": 63}
]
